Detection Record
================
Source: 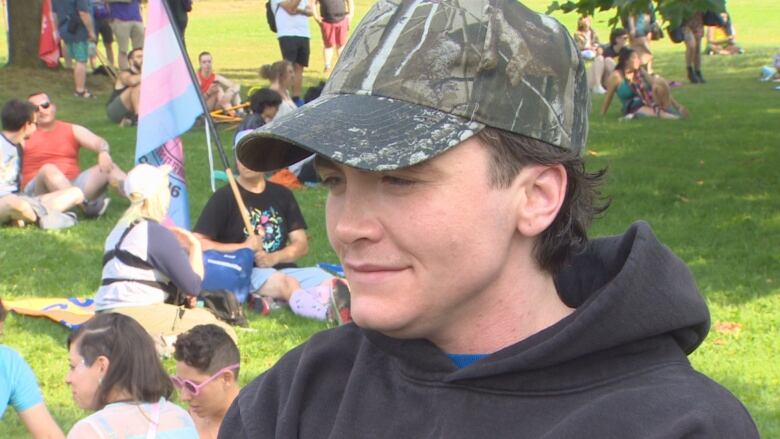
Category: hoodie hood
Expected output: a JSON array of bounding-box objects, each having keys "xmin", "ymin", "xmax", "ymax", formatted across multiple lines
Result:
[{"xmin": 364, "ymin": 221, "xmax": 710, "ymax": 387}]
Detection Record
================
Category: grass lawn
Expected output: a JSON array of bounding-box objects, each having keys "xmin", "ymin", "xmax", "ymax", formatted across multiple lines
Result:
[{"xmin": 1, "ymin": 0, "xmax": 779, "ymax": 436}]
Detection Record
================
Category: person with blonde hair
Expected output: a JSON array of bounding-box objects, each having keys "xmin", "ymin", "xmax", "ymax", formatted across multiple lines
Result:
[
  {"xmin": 65, "ymin": 313, "xmax": 198, "ymax": 438},
  {"xmin": 94, "ymin": 164, "xmax": 236, "ymax": 355},
  {"xmin": 259, "ymin": 60, "xmax": 298, "ymax": 119}
]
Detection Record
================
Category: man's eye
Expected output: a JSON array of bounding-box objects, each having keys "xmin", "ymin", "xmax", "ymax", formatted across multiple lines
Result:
[
  {"xmin": 320, "ymin": 175, "xmax": 343, "ymax": 188},
  {"xmin": 382, "ymin": 176, "xmax": 415, "ymax": 186}
]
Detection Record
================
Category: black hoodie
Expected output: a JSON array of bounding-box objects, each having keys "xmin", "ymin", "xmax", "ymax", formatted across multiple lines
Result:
[{"xmin": 220, "ymin": 222, "xmax": 758, "ymax": 438}]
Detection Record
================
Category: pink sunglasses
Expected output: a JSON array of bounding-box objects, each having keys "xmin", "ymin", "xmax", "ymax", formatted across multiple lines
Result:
[{"xmin": 170, "ymin": 363, "xmax": 239, "ymax": 396}]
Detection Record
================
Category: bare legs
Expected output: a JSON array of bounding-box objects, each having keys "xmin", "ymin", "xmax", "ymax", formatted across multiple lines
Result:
[
  {"xmin": 292, "ymin": 64, "xmax": 304, "ymax": 100},
  {"xmin": 74, "ymin": 61, "xmax": 88, "ymax": 94},
  {"xmin": 30, "ymin": 164, "xmax": 126, "ymax": 202},
  {"xmin": 0, "ymin": 187, "xmax": 84, "ymax": 226}
]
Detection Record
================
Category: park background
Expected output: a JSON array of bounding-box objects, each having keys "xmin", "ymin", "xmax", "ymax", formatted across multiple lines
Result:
[{"xmin": 0, "ymin": 0, "xmax": 778, "ymax": 436}]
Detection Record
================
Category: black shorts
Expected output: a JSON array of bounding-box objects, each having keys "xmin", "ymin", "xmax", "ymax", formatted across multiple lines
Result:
[
  {"xmin": 278, "ymin": 36, "xmax": 310, "ymax": 67},
  {"xmin": 95, "ymin": 17, "xmax": 113, "ymax": 44}
]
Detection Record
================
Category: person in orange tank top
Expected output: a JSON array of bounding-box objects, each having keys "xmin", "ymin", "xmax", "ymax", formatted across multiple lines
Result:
[
  {"xmin": 24, "ymin": 92, "xmax": 126, "ymax": 218},
  {"xmin": 197, "ymin": 52, "xmax": 242, "ymax": 115}
]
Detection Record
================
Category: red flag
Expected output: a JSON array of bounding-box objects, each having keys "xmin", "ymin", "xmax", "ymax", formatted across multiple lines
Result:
[{"xmin": 38, "ymin": 0, "xmax": 60, "ymax": 68}]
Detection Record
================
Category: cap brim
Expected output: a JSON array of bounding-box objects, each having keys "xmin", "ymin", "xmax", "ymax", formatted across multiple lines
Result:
[{"xmin": 236, "ymin": 94, "xmax": 485, "ymax": 172}]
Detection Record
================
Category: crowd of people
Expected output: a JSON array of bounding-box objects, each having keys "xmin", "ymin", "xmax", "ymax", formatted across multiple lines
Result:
[{"xmin": 1, "ymin": 0, "xmax": 766, "ymax": 437}]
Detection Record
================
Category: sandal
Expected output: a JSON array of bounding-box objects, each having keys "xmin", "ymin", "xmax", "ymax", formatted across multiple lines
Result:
[{"xmin": 74, "ymin": 89, "xmax": 94, "ymax": 98}]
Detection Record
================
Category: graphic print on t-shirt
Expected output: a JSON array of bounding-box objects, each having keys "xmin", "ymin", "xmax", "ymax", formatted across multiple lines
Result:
[{"xmin": 247, "ymin": 206, "xmax": 286, "ymax": 252}]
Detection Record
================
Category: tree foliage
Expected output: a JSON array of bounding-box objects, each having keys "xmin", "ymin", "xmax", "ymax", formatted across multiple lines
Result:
[{"xmin": 546, "ymin": 0, "xmax": 726, "ymax": 29}]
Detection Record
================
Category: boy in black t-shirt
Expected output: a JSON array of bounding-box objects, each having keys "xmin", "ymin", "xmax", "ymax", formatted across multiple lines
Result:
[{"xmin": 194, "ymin": 156, "xmax": 346, "ymax": 323}]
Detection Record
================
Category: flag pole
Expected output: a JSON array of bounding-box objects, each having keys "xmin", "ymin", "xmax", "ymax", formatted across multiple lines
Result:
[{"xmin": 159, "ymin": 0, "xmax": 254, "ymax": 234}]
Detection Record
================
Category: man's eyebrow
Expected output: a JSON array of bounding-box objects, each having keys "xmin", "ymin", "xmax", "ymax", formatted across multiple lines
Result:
[
  {"xmin": 314, "ymin": 155, "xmax": 441, "ymax": 176},
  {"xmin": 314, "ymin": 156, "xmax": 339, "ymax": 172}
]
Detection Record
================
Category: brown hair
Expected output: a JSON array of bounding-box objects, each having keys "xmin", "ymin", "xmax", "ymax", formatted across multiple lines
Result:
[
  {"xmin": 476, "ymin": 127, "xmax": 609, "ymax": 273},
  {"xmin": 174, "ymin": 324, "xmax": 240, "ymax": 378},
  {"xmin": 259, "ymin": 60, "xmax": 292, "ymax": 83},
  {"xmin": 1, "ymin": 99, "xmax": 36, "ymax": 131},
  {"xmin": 67, "ymin": 313, "xmax": 173, "ymax": 410}
]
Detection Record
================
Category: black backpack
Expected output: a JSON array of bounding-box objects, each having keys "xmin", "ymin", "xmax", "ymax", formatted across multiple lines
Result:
[
  {"xmin": 266, "ymin": 1, "xmax": 278, "ymax": 33},
  {"xmin": 200, "ymin": 290, "xmax": 249, "ymax": 327}
]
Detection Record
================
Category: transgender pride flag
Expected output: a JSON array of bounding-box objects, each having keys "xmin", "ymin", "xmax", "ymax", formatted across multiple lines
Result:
[{"xmin": 135, "ymin": 0, "xmax": 203, "ymax": 229}]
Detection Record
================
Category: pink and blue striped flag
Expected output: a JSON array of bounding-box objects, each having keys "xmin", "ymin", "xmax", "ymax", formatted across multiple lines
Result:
[{"xmin": 135, "ymin": 0, "xmax": 203, "ymax": 229}]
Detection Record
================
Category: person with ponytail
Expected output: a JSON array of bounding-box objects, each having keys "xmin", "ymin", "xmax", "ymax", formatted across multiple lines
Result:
[
  {"xmin": 65, "ymin": 313, "xmax": 198, "ymax": 438},
  {"xmin": 94, "ymin": 164, "xmax": 235, "ymax": 355}
]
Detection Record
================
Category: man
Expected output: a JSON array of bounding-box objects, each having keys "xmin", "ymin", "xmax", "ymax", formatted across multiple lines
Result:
[
  {"xmin": 223, "ymin": 1, "xmax": 759, "ymax": 438},
  {"xmin": 1, "ymin": 99, "xmax": 82, "ymax": 229},
  {"xmin": 271, "ymin": 0, "xmax": 313, "ymax": 105},
  {"xmin": 312, "ymin": 0, "xmax": 354, "ymax": 73},
  {"xmin": 108, "ymin": 0, "xmax": 144, "ymax": 70},
  {"xmin": 193, "ymin": 152, "xmax": 344, "ymax": 323},
  {"xmin": 52, "ymin": 0, "xmax": 95, "ymax": 98},
  {"xmin": 24, "ymin": 92, "xmax": 126, "ymax": 218},
  {"xmin": 106, "ymin": 48, "xmax": 143, "ymax": 127},
  {"xmin": 197, "ymin": 52, "xmax": 242, "ymax": 114},
  {"xmin": 172, "ymin": 324, "xmax": 240, "ymax": 439}
]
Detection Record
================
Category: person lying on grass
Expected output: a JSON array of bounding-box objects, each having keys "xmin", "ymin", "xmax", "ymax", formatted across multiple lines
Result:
[
  {"xmin": 93, "ymin": 163, "xmax": 236, "ymax": 355},
  {"xmin": 65, "ymin": 313, "xmax": 198, "ymax": 438},
  {"xmin": 172, "ymin": 324, "xmax": 241, "ymax": 439},
  {"xmin": 0, "ymin": 298, "xmax": 65, "ymax": 439}
]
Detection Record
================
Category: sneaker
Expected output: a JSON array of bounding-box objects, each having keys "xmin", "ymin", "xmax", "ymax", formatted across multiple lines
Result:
[
  {"xmin": 38, "ymin": 211, "xmax": 78, "ymax": 230},
  {"xmin": 248, "ymin": 293, "xmax": 282, "ymax": 315},
  {"xmin": 591, "ymin": 85, "xmax": 606, "ymax": 95},
  {"xmin": 82, "ymin": 197, "xmax": 110, "ymax": 218},
  {"xmin": 326, "ymin": 278, "xmax": 352, "ymax": 326}
]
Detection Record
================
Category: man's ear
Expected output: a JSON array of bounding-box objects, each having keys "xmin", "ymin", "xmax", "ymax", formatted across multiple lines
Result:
[{"xmin": 515, "ymin": 164, "xmax": 567, "ymax": 237}]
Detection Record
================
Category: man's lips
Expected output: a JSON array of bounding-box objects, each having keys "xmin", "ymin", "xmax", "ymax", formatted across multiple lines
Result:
[{"xmin": 343, "ymin": 262, "xmax": 409, "ymax": 282}]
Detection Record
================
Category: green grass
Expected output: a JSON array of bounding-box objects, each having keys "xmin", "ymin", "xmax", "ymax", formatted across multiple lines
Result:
[{"xmin": 1, "ymin": 0, "xmax": 779, "ymax": 437}]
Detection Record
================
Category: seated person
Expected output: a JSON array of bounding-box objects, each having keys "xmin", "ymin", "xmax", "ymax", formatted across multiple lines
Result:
[
  {"xmin": 65, "ymin": 313, "xmax": 198, "ymax": 438},
  {"xmin": 573, "ymin": 16, "xmax": 600, "ymax": 60},
  {"xmin": 234, "ymin": 87, "xmax": 282, "ymax": 144},
  {"xmin": 193, "ymin": 155, "xmax": 350, "ymax": 324},
  {"xmin": 24, "ymin": 92, "xmax": 126, "ymax": 218},
  {"xmin": 258, "ymin": 60, "xmax": 298, "ymax": 119},
  {"xmin": 1, "ymin": 99, "xmax": 82, "ymax": 229},
  {"xmin": 601, "ymin": 48, "xmax": 688, "ymax": 119},
  {"xmin": 587, "ymin": 28, "xmax": 629, "ymax": 95},
  {"xmin": 172, "ymin": 324, "xmax": 240, "ymax": 439},
  {"xmin": 106, "ymin": 48, "xmax": 143, "ymax": 127},
  {"xmin": 94, "ymin": 163, "xmax": 236, "ymax": 354},
  {"xmin": 197, "ymin": 51, "xmax": 242, "ymax": 114},
  {"xmin": 0, "ymin": 298, "xmax": 65, "ymax": 439},
  {"xmin": 705, "ymin": 12, "xmax": 743, "ymax": 55}
]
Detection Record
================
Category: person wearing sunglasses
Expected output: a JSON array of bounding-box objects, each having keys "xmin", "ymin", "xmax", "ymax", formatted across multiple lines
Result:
[
  {"xmin": 172, "ymin": 324, "xmax": 240, "ymax": 439},
  {"xmin": 65, "ymin": 313, "xmax": 198, "ymax": 438},
  {"xmin": 22, "ymin": 91, "xmax": 127, "ymax": 219}
]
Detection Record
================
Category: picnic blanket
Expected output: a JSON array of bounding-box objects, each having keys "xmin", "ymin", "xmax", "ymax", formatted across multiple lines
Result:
[{"xmin": 4, "ymin": 297, "xmax": 95, "ymax": 329}]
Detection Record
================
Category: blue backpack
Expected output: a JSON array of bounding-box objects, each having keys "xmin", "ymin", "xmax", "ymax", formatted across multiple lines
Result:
[{"xmin": 201, "ymin": 248, "xmax": 254, "ymax": 303}]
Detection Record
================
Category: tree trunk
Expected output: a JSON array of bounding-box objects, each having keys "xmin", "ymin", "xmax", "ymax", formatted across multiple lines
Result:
[{"xmin": 7, "ymin": 0, "xmax": 44, "ymax": 67}]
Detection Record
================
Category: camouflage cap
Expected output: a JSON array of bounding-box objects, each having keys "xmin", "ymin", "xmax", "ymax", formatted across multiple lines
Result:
[{"xmin": 237, "ymin": 0, "xmax": 589, "ymax": 172}]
